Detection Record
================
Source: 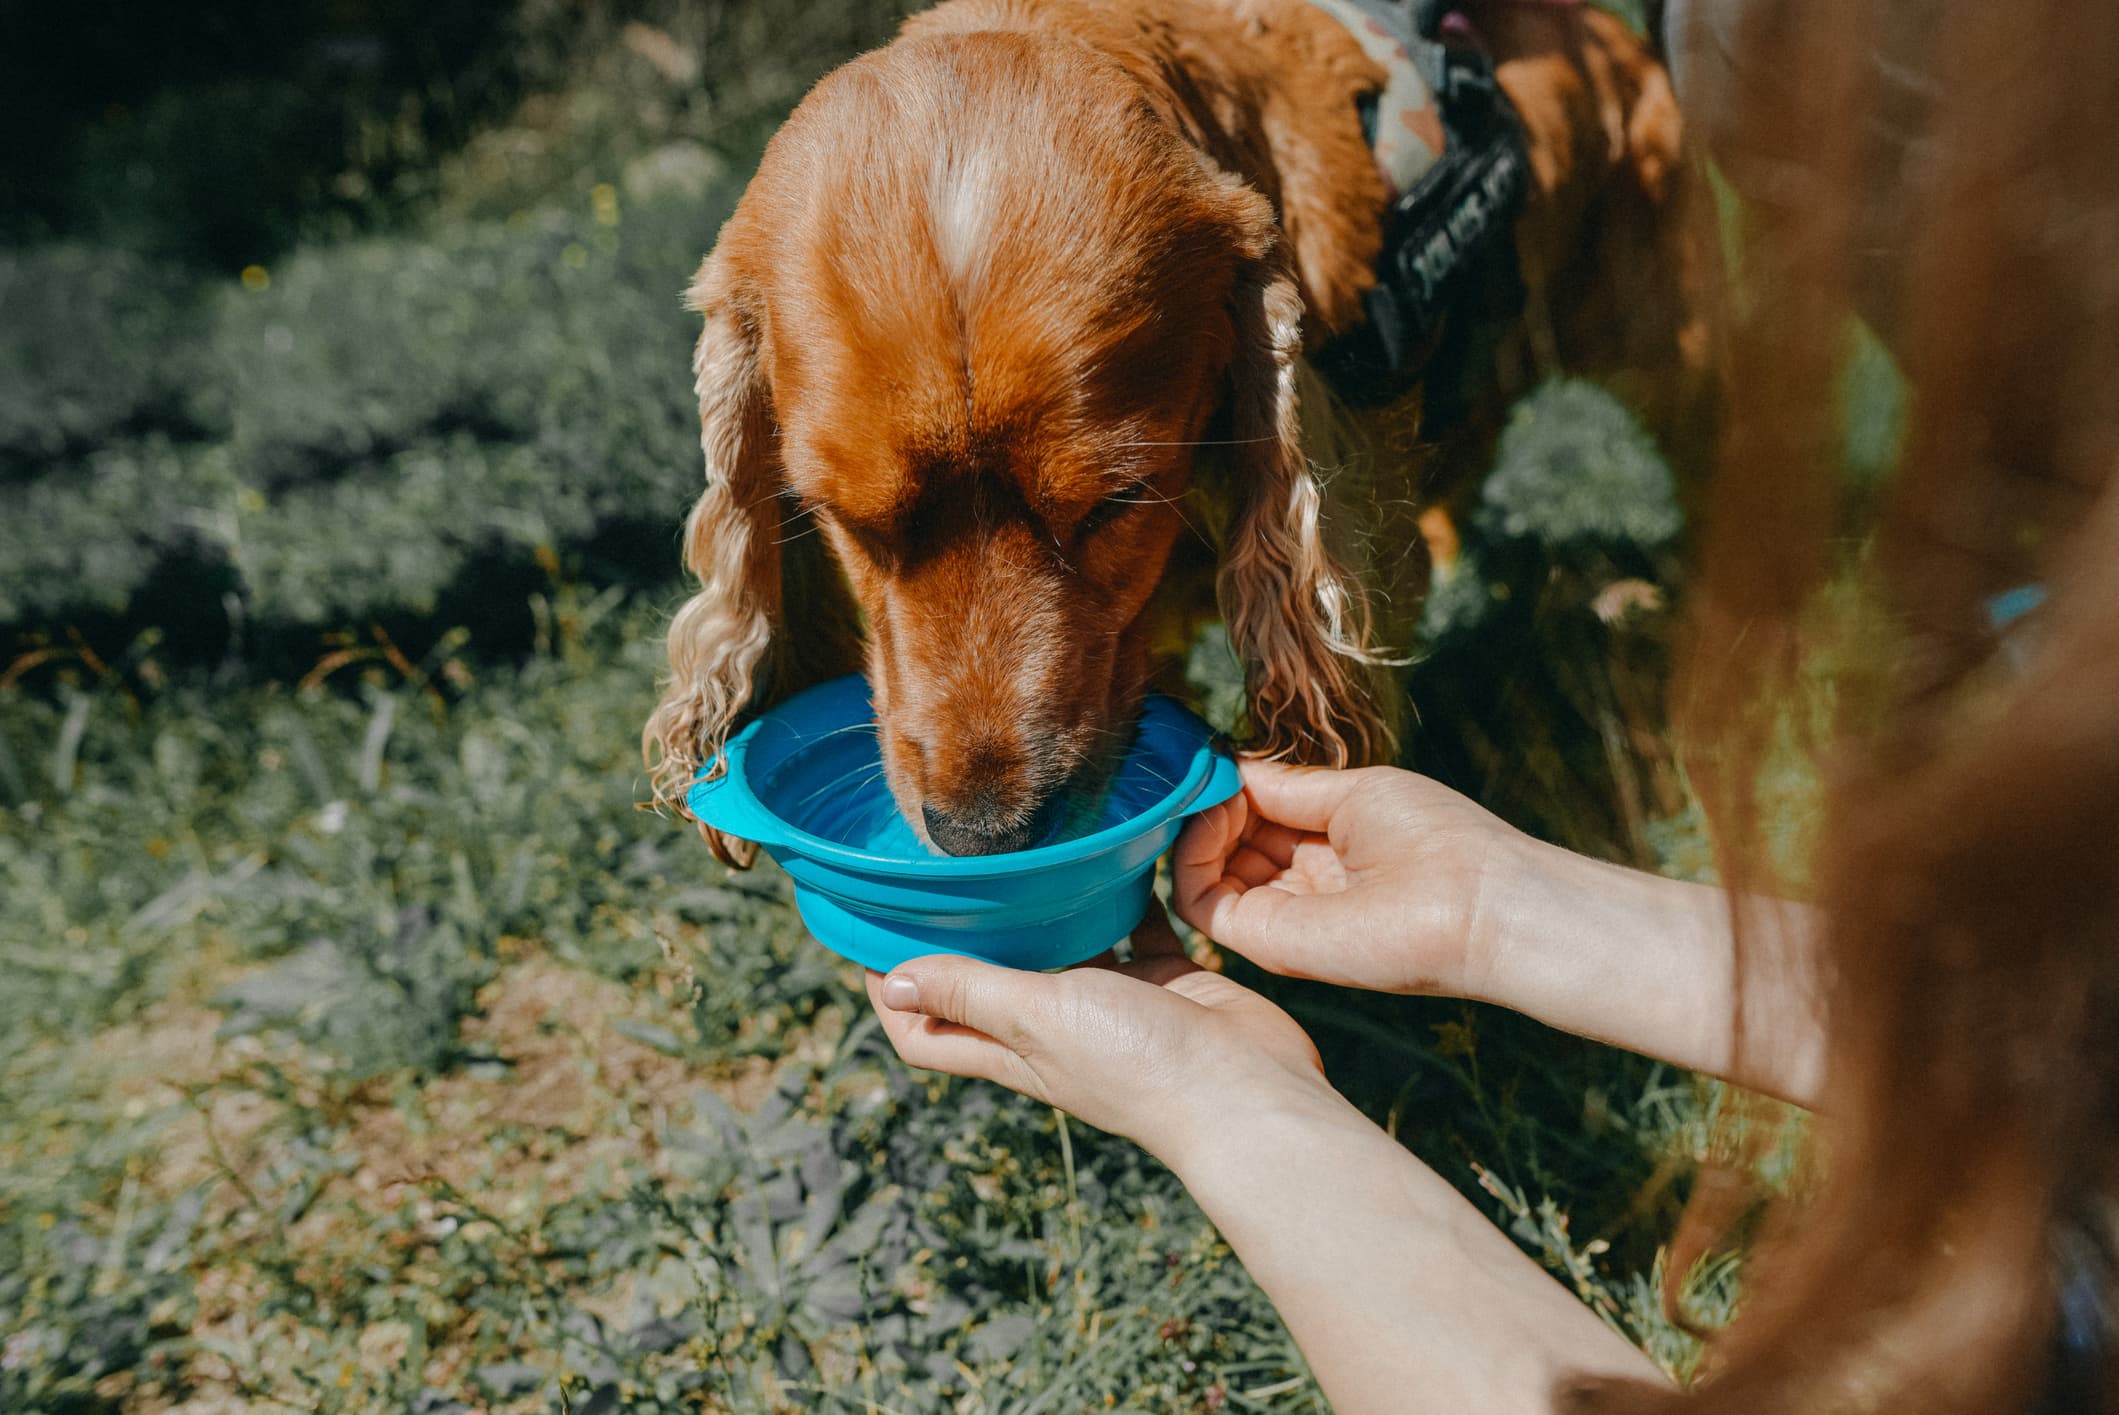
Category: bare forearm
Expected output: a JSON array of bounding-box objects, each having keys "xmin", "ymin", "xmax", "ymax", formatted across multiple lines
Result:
[
  {"xmin": 1175, "ymin": 1089, "xmax": 1667, "ymax": 1414},
  {"xmin": 1470, "ymin": 836, "xmax": 1828, "ymax": 1107}
]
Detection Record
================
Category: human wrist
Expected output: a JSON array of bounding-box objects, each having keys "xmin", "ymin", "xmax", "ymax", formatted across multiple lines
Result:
[
  {"xmin": 1158, "ymin": 1065, "xmax": 1370, "ymax": 1198},
  {"xmin": 1449, "ymin": 823, "xmax": 1574, "ymax": 1004}
]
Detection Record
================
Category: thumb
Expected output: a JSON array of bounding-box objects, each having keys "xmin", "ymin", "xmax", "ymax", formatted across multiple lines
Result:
[
  {"xmin": 869, "ymin": 955, "xmax": 1066, "ymax": 1096},
  {"xmin": 1233, "ymin": 758, "xmax": 1368, "ymax": 833},
  {"xmin": 880, "ymin": 953, "xmax": 1051, "ymax": 1051}
]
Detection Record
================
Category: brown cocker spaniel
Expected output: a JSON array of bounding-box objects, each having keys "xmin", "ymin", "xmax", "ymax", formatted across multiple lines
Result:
[{"xmin": 646, "ymin": 0, "xmax": 1703, "ymax": 862}]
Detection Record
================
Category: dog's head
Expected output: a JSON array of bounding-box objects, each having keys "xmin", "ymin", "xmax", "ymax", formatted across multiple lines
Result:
[{"xmin": 646, "ymin": 29, "xmax": 1391, "ymax": 858}]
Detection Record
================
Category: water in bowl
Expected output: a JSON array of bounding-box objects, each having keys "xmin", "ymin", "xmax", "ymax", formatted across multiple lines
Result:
[{"xmin": 755, "ymin": 715, "xmax": 1191, "ymax": 859}]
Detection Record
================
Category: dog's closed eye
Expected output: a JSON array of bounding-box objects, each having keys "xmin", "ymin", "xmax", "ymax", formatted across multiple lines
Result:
[
  {"xmin": 1074, "ymin": 483, "xmax": 1155, "ymax": 540},
  {"xmin": 806, "ymin": 501, "xmax": 901, "ymax": 571}
]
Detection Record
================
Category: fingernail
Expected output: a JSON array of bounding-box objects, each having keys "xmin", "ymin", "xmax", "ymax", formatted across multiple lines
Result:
[{"xmin": 881, "ymin": 974, "xmax": 920, "ymax": 1011}]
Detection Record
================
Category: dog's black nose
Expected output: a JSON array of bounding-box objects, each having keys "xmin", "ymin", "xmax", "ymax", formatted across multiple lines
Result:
[{"xmin": 922, "ymin": 792, "xmax": 1065, "ymax": 857}]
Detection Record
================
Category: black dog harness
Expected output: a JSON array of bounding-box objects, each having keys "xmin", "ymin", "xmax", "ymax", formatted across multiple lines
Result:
[{"xmin": 1304, "ymin": 0, "xmax": 1534, "ymax": 408}]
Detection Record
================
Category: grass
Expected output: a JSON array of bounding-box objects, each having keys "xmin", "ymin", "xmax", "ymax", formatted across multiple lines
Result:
[
  {"xmin": 0, "ymin": 1, "xmax": 1805, "ymax": 1408},
  {"xmin": 0, "ymin": 621, "xmax": 1743, "ymax": 1406},
  {"xmin": 0, "ymin": 604, "xmax": 1741, "ymax": 1410}
]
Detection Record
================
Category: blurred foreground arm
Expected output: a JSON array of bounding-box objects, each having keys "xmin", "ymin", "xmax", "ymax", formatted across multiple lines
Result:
[
  {"xmin": 1174, "ymin": 761, "xmax": 1828, "ymax": 1108},
  {"xmin": 869, "ymin": 933, "xmax": 1666, "ymax": 1411}
]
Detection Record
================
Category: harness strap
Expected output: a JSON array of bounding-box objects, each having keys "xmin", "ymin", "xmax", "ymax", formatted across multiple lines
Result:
[{"xmin": 1308, "ymin": 8, "xmax": 1532, "ymax": 407}]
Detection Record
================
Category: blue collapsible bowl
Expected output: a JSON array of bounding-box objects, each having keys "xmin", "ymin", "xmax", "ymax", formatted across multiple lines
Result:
[{"xmin": 687, "ymin": 675, "xmax": 1242, "ymax": 974}]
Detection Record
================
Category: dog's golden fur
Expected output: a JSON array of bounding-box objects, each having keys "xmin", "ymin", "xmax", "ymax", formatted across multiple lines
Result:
[{"xmin": 644, "ymin": 0, "xmax": 1701, "ymax": 861}]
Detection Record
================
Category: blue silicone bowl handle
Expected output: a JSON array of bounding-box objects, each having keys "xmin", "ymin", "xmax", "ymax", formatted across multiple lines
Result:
[
  {"xmin": 687, "ymin": 758, "xmax": 788, "ymax": 848},
  {"xmin": 1194, "ymin": 750, "xmax": 1244, "ymax": 815}
]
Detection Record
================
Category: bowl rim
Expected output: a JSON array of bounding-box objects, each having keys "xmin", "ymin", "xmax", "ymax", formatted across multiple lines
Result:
[{"xmin": 687, "ymin": 675, "xmax": 1236, "ymax": 881}]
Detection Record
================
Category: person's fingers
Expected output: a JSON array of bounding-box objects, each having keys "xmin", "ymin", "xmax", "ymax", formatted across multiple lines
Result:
[
  {"xmin": 864, "ymin": 968, "xmax": 1031, "ymax": 1080},
  {"xmin": 1285, "ymin": 835, "xmax": 1353, "ymax": 893},
  {"xmin": 1227, "ymin": 842, "xmax": 1288, "ymax": 889},
  {"xmin": 1174, "ymin": 864, "xmax": 1299, "ymax": 953},
  {"xmin": 1229, "ymin": 758, "xmax": 1371, "ymax": 833},
  {"xmin": 1173, "ymin": 795, "xmax": 1249, "ymax": 901},
  {"xmin": 1173, "ymin": 794, "xmax": 1310, "ymax": 922},
  {"xmin": 878, "ymin": 952, "xmax": 1056, "ymax": 1053},
  {"xmin": 1240, "ymin": 819, "xmax": 1312, "ymax": 870}
]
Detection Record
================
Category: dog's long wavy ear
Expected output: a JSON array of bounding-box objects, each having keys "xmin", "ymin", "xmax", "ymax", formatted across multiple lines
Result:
[
  {"xmin": 1217, "ymin": 246, "xmax": 1400, "ymax": 767},
  {"xmin": 644, "ymin": 248, "xmax": 861, "ymax": 865}
]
